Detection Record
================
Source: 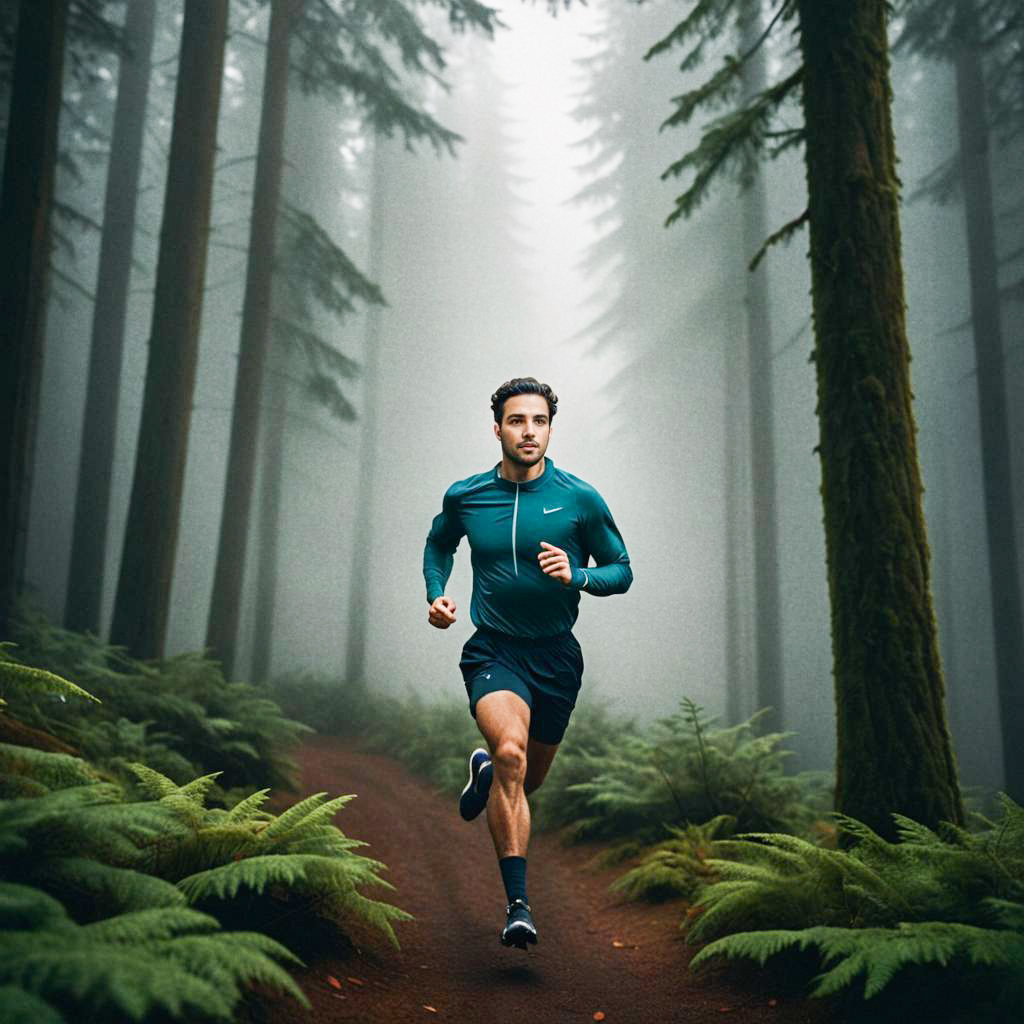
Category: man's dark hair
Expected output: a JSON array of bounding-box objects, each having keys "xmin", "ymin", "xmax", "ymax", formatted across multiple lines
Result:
[{"xmin": 491, "ymin": 377, "xmax": 558, "ymax": 424}]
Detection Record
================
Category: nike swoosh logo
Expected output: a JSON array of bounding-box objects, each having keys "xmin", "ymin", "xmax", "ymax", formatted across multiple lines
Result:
[{"xmin": 543, "ymin": 506, "xmax": 563, "ymax": 514}]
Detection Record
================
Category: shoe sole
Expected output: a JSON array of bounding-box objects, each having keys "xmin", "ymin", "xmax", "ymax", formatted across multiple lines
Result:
[{"xmin": 459, "ymin": 748, "xmax": 490, "ymax": 821}]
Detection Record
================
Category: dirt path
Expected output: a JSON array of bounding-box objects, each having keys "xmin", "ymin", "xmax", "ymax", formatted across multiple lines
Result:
[{"xmin": 249, "ymin": 735, "xmax": 838, "ymax": 1024}]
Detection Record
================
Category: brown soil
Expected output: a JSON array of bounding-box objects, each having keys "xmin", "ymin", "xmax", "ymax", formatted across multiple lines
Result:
[{"xmin": 247, "ymin": 735, "xmax": 841, "ymax": 1024}]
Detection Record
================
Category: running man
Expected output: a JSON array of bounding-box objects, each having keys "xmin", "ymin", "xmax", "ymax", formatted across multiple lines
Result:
[{"xmin": 423, "ymin": 377, "xmax": 632, "ymax": 949}]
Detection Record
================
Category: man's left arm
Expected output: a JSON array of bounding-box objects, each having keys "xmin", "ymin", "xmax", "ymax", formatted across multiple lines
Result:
[{"xmin": 570, "ymin": 489, "xmax": 632, "ymax": 596}]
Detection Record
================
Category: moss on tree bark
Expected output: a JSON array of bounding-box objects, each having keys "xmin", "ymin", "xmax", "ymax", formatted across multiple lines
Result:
[{"xmin": 796, "ymin": 0, "xmax": 963, "ymax": 837}]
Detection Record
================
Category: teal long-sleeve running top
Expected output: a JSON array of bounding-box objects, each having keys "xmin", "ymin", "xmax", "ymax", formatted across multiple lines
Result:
[{"xmin": 423, "ymin": 457, "xmax": 632, "ymax": 638}]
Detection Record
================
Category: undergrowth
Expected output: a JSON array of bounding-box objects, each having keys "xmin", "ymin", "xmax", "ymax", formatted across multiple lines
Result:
[
  {"xmin": 0, "ymin": 616, "xmax": 413, "ymax": 1021},
  {"xmin": 680, "ymin": 798, "xmax": 1024, "ymax": 1017},
  {"xmin": 3, "ymin": 603, "xmax": 310, "ymax": 801}
]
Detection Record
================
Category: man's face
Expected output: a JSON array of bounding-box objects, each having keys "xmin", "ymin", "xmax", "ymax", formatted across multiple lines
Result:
[{"xmin": 494, "ymin": 394, "xmax": 551, "ymax": 467}]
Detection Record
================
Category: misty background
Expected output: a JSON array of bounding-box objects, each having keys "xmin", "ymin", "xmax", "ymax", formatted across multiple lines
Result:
[{"xmin": 15, "ymin": 0, "xmax": 1022, "ymax": 791}]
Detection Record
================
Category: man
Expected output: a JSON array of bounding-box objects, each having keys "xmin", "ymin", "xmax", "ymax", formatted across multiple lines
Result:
[{"xmin": 422, "ymin": 377, "xmax": 632, "ymax": 950}]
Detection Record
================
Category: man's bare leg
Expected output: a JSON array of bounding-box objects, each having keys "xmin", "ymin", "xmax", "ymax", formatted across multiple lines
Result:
[
  {"xmin": 524, "ymin": 736, "xmax": 559, "ymax": 795},
  {"xmin": 474, "ymin": 689, "xmax": 565, "ymax": 947},
  {"xmin": 475, "ymin": 690, "xmax": 532, "ymax": 858}
]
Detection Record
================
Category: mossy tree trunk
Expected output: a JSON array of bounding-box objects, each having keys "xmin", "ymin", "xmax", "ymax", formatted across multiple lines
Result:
[
  {"xmin": 65, "ymin": 0, "xmax": 157, "ymax": 636},
  {"xmin": 795, "ymin": 0, "xmax": 963, "ymax": 837},
  {"xmin": 0, "ymin": 0, "xmax": 67, "ymax": 640},
  {"xmin": 109, "ymin": 0, "xmax": 228, "ymax": 659}
]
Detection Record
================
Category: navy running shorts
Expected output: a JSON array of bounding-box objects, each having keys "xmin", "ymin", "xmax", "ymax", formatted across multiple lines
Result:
[{"xmin": 458, "ymin": 626, "xmax": 584, "ymax": 745}]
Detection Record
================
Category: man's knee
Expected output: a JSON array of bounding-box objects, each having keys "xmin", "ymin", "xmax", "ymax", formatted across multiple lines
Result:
[{"xmin": 493, "ymin": 736, "xmax": 527, "ymax": 781}]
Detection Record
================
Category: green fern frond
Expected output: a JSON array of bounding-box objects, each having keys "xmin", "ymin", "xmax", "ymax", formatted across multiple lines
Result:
[
  {"xmin": 81, "ymin": 907, "xmax": 220, "ymax": 944},
  {"xmin": 324, "ymin": 887, "xmax": 414, "ymax": 949},
  {"xmin": 177, "ymin": 772, "xmax": 224, "ymax": 806},
  {"xmin": 986, "ymin": 897, "xmax": 1024, "ymax": 930},
  {"xmin": 224, "ymin": 788, "xmax": 271, "ymax": 822},
  {"xmin": 0, "ymin": 743, "xmax": 102, "ymax": 791},
  {"xmin": 259, "ymin": 791, "xmax": 355, "ymax": 840},
  {"xmin": 0, "ymin": 882, "xmax": 70, "ymax": 930},
  {"xmin": 691, "ymin": 921, "xmax": 1024, "ymax": 1001},
  {"xmin": 0, "ymin": 897, "xmax": 309, "ymax": 1020},
  {"xmin": 177, "ymin": 853, "xmax": 329, "ymax": 901},
  {"xmin": 891, "ymin": 813, "xmax": 943, "ymax": 846},
  {"xmin": 0, "ymin": 985, "xmax": 66, "ymax": 1023},
  {"xmin": 29, "ymin": 857, "xmax": 187, "ymax": 915},
  {"xmin": 0, "ymin": 943, "xmax": 231, "ymax": 1021},
  {"xmin": 0, "ymin": 649, "xmax": 100, "ymax": 704},
  {"xmin": 126, "ymin": 762, "xmax": 180, "ymax": 799},
  {"xmin": 153, "ymin": 931, "xmax": 309, "ymax": 1010}
]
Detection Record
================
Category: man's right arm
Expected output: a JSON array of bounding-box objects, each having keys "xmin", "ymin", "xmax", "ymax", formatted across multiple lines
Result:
[{"xmin": 423, "ymin": 485, "xmax": 465, "ymax": 605}]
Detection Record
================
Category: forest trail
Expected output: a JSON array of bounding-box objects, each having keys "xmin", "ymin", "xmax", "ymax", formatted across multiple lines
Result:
[{"xmin": 248, "ymin": 735, "xmax": 838, "ymax": 1024}]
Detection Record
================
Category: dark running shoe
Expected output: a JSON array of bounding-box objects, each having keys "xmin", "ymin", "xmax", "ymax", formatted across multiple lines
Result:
[
  {"xmin": 500, "ymin": 897, "xmax": 538, "ymax": 949},
  {"xmin": 458, "ymin": 747, "xmax": 493, "ymax": 821}
]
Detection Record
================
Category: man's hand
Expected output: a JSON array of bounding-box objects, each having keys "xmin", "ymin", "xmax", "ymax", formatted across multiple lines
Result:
[
  {"xmin": 428, "ymin": 595, "xmax": 457, "ymax": 629},
  {"xmin": 538, "ymin": 541, "xmax": 572, "ymax": 585}
]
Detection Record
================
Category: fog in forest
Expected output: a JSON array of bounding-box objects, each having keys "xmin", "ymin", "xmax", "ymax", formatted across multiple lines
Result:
[{"xmin": 13, "ymin": 0, "xmax": 1023, "ymax": 794}]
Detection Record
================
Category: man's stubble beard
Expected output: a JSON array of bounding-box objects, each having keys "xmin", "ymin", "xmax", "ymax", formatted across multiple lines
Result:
[{"xmin": 500, "ymin": 434, "xmax": 547, "ymax": 467}]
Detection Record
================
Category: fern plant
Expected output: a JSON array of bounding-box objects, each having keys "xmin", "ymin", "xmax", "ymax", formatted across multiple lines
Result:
[
  {"xmin": 0, "ymin": 643, "xmax": 101, "ymax": 706},
  {"xmin": 1, "ymin": 743, "xmax": 411, "ymax": 950},
  {"xmin": 610, "ymin": 814, "xmax": 735, "ymax": 902},
  {"xmin": 685, "ymin": 798, "xmax": 1024, "ymax": 1010},
  {"xmin": 0, "ymin": 881, "xmax": 309, "ymax": 1022},
  {"xmin": 125, "ymin": 763, "xmax": 413, "ymax": 948},
  {"xmin": 3, "ymin": 604, "xmax": 310, "ymax": 799},
  {"xmin": 549, "ymin": 698, "xmax": 829, "ymax": 845}
]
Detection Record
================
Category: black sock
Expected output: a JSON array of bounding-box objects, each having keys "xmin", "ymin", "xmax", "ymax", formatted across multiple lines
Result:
[{"xmin": 499, "ymin": 856, "xmax": 528, "ymax": 905}]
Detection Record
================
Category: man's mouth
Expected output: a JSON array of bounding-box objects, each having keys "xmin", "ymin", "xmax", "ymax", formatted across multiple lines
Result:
[{"xmin": 519, "ymin": 443, "xmax": 537, "ymax": 449}]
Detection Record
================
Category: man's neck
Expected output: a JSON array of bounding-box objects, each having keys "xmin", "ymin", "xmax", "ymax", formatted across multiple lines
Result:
[{"xmin": 499, "ymin": 455, "xmax": 546, "ymax": 484}]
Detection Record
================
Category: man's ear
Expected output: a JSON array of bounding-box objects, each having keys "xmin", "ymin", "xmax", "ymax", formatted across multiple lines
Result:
[{"xmin": 493, "ymin": 422, "xmax": 501, "ymax": 439}]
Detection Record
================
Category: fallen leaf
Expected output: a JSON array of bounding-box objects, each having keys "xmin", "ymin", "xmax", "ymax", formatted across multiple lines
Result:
[
  {"xmin": 424, "ymin": 1006, "xmax": 438, "ymax": 1014},
  {"xmin": 347, "ymin": 977, "xmax": 364, "ymax": 986},
  {"xmin": 326, "ymin": 976, "xmax": 342, "ymax": 990},
  {"xmin": 718, "ymin": 1008, "xmax": 732, "ymax": 1014},
  {"xmin": 593, "ymin": 1013, "xmax": 606, "ymax": 1021},
  {"xmin": 611, "ymin": 940, "xmax": 624, "ymax": 948}
]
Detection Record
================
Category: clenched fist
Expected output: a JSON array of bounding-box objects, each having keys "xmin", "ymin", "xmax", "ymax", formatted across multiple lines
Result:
[
  {"xmin": 428, "ymin": 595, "xmax": 457, "ymax": 629},
  {"xmin": 538, "ymin": 541, "xmax": 572, "ymax": 585}
]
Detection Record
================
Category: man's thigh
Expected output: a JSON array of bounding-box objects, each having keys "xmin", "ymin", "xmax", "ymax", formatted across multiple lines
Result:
[{"xmin": 475, "ymin": 688, "xmax": 531, "ymax": 752}]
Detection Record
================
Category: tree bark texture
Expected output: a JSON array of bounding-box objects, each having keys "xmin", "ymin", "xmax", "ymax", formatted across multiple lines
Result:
[
  {"xmin": 0, "ymin": 0, "xmax": 67, "ymax": 638},
  {"xmin": 65, "ymin": 0, "xmax": 157, "ymax": 636},
  {"xmin": 796, "ymin": 0, "xmax": 963, "ymax": 837},
  {"xmin": 952, "ymin": 0, "xmax": 1024, "ymax": 802},
  {"xmin": 109, "ymin": 0, "xmax": 228, "ymax": 660},
  {"xmin": 206, "ymin": 0, "xmax": 298, "ymax": 678},
  {"xmin": 740, "ymin": 0, "xmax": 784, "ymax": 733}
]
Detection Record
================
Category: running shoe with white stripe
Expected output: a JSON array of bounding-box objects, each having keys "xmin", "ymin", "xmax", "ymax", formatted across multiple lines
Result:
[
  {"xmin": 458, "ymin": 747, "xmax": 493, "ymax": 821},
  {"xmin": 500, "ymin": 897, "xmax": 538, "ymax": 949}
]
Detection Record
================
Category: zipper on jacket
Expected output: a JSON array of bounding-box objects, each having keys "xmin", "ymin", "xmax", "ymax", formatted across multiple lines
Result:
[{"xmin": 512, "ymin": 482, "xmax": 519, "ymax": 576}]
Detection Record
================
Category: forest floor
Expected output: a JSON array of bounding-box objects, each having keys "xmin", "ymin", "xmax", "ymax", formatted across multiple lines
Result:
[{"xmin": 243, "ymin": 734, "xmax": 841, "ymax": 1024}]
